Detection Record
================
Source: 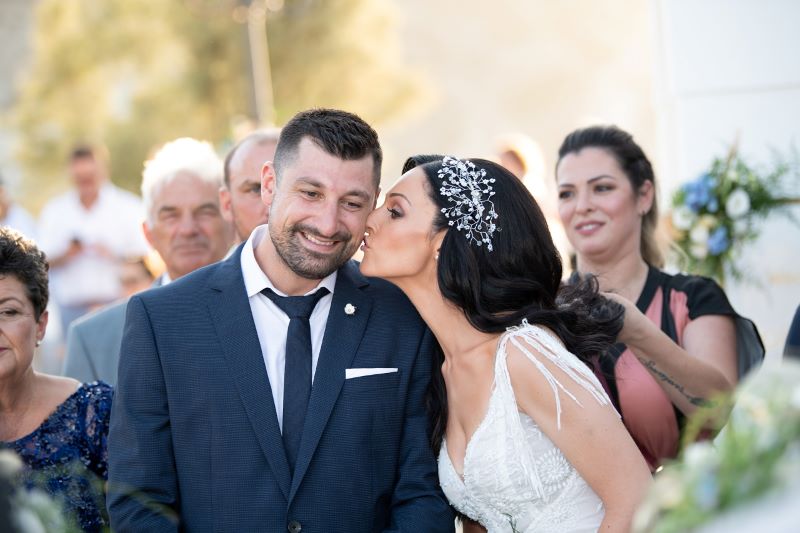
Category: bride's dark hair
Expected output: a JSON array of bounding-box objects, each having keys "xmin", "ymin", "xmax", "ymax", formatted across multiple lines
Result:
[{"xmin": 404, "ymin": 156, "xmax": 625, "ymax": 451}]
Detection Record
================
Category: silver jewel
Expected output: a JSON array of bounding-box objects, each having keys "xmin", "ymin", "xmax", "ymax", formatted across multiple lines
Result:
[{"xmin": 437, "ymin": 156, "xmax": 499, "ymax": 251}]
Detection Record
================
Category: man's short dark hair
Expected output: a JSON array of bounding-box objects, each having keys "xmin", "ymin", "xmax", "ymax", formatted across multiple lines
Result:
[
  {"xmin": 273, "ymin": 109, "xmax": 382, "ymax": 187},
  {"xmin": 223, "ymin": 128, "xmax": 281, "ymax": 188},
  {"xmin": 70, "ymin": 144, "xmax": 96, "ymax": 161}
]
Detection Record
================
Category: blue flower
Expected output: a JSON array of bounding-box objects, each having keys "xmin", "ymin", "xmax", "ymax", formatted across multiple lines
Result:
[
  {"xmin": 702, "ymin": 173, "xmax": 718, "ymax": 188},
  {"xmin": 707, "ymin": 226, "xmax": 729, "ymax": 255},
  {"xmin": 707, "ymin": 197, "xmax": 719, "ymax": 213},
  {"xmin": 683, "ymin": 174, "xmax": 715, "ymax": 212}
]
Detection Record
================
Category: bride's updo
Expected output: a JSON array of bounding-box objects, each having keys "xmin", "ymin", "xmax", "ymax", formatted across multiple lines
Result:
[{"xmin": 404, "ymin": 156, "xmax": 625, "ymax": 450}]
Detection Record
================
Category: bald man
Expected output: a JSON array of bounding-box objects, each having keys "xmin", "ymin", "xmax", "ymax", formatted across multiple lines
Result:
[{"xmin": 221, "ymin": 128, "xmax": 281, "ymax": 242}]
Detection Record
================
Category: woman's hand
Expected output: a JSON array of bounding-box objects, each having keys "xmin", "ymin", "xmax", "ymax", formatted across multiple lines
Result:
[
  {"xmin": 601, "ymin": 291, "xmax": 654, "ymax": 346},
  {"xmin": 603, "ymin": 291, "xmax": 735, "ymax": 415}
]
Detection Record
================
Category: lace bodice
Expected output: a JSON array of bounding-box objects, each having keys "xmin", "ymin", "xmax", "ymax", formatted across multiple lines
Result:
[
  {"xmin": 438, "ymin": 322, "xmax": 612, "ymax": 532},
  {"xmin": 2, "ymin": 381, "xmax": 113, "ymax": 532}
]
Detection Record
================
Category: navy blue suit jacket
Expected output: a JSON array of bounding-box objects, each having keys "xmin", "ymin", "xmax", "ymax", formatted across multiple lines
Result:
[{"xmin": 107, "ymin": 247, "xmax": 454, "ymax": 532}]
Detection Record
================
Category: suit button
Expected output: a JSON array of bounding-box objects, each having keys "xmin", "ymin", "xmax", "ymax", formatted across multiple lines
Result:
[{"xmin": 287, "ymin": 520, "xmax": 302, "ymax": 533}]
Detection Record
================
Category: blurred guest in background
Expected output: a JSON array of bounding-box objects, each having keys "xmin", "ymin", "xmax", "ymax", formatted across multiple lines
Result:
[
  {"xmin": 495, "ymin": 133, "xmax": 572, "ymax": 273},
  {"xmin": 0, "ymin": 171, "xmax": 37, "ymax": 240},
  {"xmin": 37, "ymin": 145, "xmax": 149, "ymax": 331},
  {"xmin": 0, "ymin": 227, "xmax": 112, "ymax": 532},
  {"xmin": 221, "ymin": 128, "xmax": 280, "ymax": 243},
  {"xmin": 555, "ymin": 125, "xmax": 764, "ymax": 470},
  {"xmin": 63, "ymin": 138, "xmax": 233, "ymax": 386},
  {"xmin": 118, "ymin": 256, "xmax": 157, "ymax": 299}
]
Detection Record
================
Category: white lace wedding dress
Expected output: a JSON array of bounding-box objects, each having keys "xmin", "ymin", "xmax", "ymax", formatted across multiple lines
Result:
[{"xmin": 438, "ymin": 321, "xmax": 613, "ymax": 532}]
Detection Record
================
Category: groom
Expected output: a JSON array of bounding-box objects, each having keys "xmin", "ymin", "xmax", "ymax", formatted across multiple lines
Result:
[{"xmin": 107, "ymin": 109, "xmax": 454, "ymax": 532}]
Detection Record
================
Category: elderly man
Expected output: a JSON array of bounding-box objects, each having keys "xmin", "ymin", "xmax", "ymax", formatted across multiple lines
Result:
[
  {"xmin": 63, "ymin": 138, "xmax": 233, "ymax": 385},
  {"xmin": 220, "ymin": 128, "xmax": 280, "ymax": 242},
  {"xmin": 39, "ymin": 145, "xmax": 149, "ymax": 330}
]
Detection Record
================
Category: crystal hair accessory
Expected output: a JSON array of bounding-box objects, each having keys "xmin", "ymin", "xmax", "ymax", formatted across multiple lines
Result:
[{"xmin": 438, "ymin": 156, "xmax": 499, "ymax": 251}]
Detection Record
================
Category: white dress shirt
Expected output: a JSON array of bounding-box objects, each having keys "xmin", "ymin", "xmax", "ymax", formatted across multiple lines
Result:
[
  {"xmin": 38, "ymin": 183, "xmax": 149, "ymax": 306},
  {"xmin": 241, "ymin": 225, "xmax": 336, "ymax": 432}
]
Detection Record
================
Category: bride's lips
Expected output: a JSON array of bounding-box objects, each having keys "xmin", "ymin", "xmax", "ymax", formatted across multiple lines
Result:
[
  {"xmin": 574, "ymin": 220, "xmax": 604, "ymax": 236},
  {"xmin": 360, "ymin": 234, "xmax": 370, "ymax": 252}
]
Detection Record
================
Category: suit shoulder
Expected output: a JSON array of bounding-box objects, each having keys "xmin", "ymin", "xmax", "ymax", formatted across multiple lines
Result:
[
  {"xmin": 363, "ymin": 276, "xmax": 423, "ymax": 321},
  {"xmin": 71, "ymin": 299, "xmax": 129, "ymax": 332},
  {"xmin": 137, "ymin": 260, "xmax": 223, "ymax": 303}
]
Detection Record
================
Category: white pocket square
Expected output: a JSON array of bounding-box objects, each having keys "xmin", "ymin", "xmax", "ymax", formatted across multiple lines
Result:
[{"xmin": 345, "ymin": 367, "xmax": 398, "ymax": 379}]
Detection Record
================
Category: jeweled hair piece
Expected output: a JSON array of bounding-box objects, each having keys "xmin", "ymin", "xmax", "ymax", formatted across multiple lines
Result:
[{"xmin": 438, "ymin": 156, "xmax": 499, "ymax": 251}]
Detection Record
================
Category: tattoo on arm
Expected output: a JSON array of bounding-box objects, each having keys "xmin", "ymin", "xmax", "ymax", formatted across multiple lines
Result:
[{"xmin": 641, "ymin": 359, "xmax": 710, "ymax": 407}]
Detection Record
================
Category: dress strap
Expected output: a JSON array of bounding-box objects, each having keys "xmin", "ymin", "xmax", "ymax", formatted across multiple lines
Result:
[{"xmin": 496, "ymin": 320, "xmax": 613, "ymax": 431}]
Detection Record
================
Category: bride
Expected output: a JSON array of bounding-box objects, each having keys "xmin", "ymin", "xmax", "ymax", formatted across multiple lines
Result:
[{"xmin": 360, "ymin": 156, "xmax": 651, "ymax": 532}]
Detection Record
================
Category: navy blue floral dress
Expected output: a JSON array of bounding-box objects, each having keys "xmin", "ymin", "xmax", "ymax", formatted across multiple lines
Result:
[{"xmin": 2, "ymin": 381, "xmax": 113, "ymax": 532}]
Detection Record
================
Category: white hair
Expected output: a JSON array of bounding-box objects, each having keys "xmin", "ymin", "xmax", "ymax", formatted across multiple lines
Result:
[{"xmin": 141, "ymin": 137, "xmax": 223, "ymax": 226}]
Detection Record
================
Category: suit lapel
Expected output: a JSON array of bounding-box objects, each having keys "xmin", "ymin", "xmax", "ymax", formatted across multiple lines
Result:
[
  {"xmin": 206, "ymin": 246, "xmax": 292, "ymax": 501},
  {"xmin": 289, "ymin": 261, "xmax": 372, "ymax": 502}
]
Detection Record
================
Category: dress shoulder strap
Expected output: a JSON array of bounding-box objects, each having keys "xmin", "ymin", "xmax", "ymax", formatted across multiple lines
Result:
[{"xmin": 496, "ymin": 320, "xmax": 613, "ymax": 431}]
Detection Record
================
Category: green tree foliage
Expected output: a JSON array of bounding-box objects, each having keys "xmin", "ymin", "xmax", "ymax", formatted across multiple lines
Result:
[{"xmin": 12, "ymin": 0, "xmax": 422, "ymax": 210}]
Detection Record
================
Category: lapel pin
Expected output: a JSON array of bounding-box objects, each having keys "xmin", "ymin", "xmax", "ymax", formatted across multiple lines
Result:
[{"xmin": 344, "ymin": 303, "xmax": 356, "ymax": 315}]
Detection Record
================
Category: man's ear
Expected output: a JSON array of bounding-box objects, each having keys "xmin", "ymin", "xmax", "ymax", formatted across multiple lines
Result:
[
  {"xmin": 142, "ymin": 220, "xmax": 155, "ymax": 248},
  {"xmin": 219, "ymin": 186, "xmax": 233, "ymax": 222},
  {"xmin": 261, "ymin": 162, "xmax": 277, "ymax": 208},
  {"xmin": 373, "ymin": 186, "xmax": 381, "ymax": 210}
]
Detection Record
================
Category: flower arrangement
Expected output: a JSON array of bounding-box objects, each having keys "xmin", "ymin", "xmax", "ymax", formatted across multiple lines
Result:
[
  {"xmin": 670, "ymin": 146, "xmax": 799, "ymax": 283},
  {"xmin": 0, "ymin": 450, "xmax": 81, "ymax": 533},
  {"xmin": 633, "ymin": 361, "xmax": 800, "ymax": 533}
]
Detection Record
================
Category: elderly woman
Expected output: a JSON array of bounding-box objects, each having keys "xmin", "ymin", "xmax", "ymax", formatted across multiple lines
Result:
[{"xmin": 0, "ymin": 227, "xmax": 112, "ymax": 532}]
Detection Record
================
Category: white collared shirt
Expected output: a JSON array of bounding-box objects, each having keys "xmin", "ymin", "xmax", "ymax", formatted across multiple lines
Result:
[
  {"xmin": 241, "ymin": 224, "xmax": 336, "ymax": 432},
  {"xmin": 38, "ymin": 183, "xmax": 149, "ymax": 306}
]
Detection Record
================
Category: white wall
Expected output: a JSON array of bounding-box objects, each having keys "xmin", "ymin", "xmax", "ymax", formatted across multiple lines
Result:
[{"xmin": 653, "ymin": 0, "xmax": 800, "ymax": 360}]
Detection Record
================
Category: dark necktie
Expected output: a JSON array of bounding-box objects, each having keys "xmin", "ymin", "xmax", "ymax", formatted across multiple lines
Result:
[{"xmin": 261, "ymin": 286, "xmax": 330, "ymax": 472}]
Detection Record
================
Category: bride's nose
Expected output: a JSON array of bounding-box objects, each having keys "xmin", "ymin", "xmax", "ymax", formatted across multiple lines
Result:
[{"xmin": 365, "ymin": 208, "xmax": 380, "ymax": 233}]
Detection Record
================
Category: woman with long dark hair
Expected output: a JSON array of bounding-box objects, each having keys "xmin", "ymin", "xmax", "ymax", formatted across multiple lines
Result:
[
  {"xmin": 555, "ymin": 126, "xmax": 763, "ymax": 470},
  {"xmin": 360, "ymin": 156, "xmax": 650, "ymax": 532}
]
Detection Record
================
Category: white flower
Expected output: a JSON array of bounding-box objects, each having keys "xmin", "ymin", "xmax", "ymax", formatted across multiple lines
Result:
[
  {"xmin": 12, "ymin": 508, "xmax": 46, "ymax": 533},
  {"xmin": 689, "ymin": 224, "xmax": 709, "ymax": 244},
  {"xmin": 791, "ymin": 385, "xmax": 800, "ymax": 410},
  {"xmin": 684, "ymin": 441, "xmax": 715, "ymax": 468},
  {"xmin": 725, "ymin": 188, "xmax": 751, "ymax": 219},
  {"xmin": 652, "ymin": 471, "xmax": 684, "ymax": 508},
  {"xmin": 344, "ymin": 303, "xmax": 356, "ymax": 315},
  {"xmin": 671, "ymin": 206, "xmax": 695, "ymax": 231},
  {"xmin": 690, "ymin": 242, "xmax": 708, "ymax": 259},
  {"xmin": 0, "ymin": 450, "xmax": 23, "ymax": 477}
]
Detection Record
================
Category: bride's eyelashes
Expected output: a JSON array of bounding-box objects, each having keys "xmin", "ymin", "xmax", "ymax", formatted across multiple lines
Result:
[{"xmin": 387, "ymin": 207, "xmax": 403, "ymax": 219}]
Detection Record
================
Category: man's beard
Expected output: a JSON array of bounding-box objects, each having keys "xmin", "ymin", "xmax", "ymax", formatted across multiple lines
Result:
[{"xmin": 270, "ymin": 222, "xmax": 357, "ymax": 280}]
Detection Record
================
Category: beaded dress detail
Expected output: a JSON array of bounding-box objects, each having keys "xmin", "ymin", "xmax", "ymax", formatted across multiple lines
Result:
[
  {"xmin": 438, "ymin": 322, "xmax": 612, "ymax": 532},
  {"xmin": 2, "ymin": 381, "xmax": 113, "ymax": 532}
]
